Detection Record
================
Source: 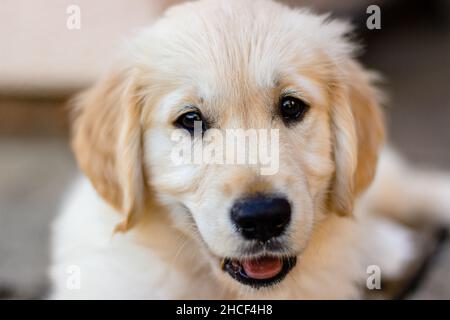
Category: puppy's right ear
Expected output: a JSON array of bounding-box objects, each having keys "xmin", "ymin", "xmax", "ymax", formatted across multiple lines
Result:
[
  {"xmin": 329, "ymin": 61, "xmax": 385, "ymax": 216},
  {"xmin": 71, "ymin": 69, "xmax": 145, "ymax": 231}
]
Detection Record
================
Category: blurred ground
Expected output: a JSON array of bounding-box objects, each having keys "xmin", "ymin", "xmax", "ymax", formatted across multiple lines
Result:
[
  {"xmin": 0, "ymin": 1, "xmax": 449, "ymax": 299},
  {"xmin": 0, "ymin": 137, "xmax": 76, "ymax": 298}
]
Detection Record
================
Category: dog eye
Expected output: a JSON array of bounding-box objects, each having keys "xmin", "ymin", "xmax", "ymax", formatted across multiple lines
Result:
[
  {"xmin": 175, "ymin": 111, "xmax": 206, "ymax": 132},
  {"xmin": 279, "ymin": 96, "xmax": 309, "ymax": 124}
]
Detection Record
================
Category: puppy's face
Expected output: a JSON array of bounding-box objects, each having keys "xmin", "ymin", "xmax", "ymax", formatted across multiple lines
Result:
[
  {"xmin": 73, "ymin": 0, "xmax": 384, "ymax": 290},
  {"xmin": 144, "ymin": 55, "xmax": 331, "ymax": 287}
]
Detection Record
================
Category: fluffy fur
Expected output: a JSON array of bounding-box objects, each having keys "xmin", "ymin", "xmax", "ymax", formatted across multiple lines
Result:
[{"xmin": 49, "ymin": 0, "xmax": 450, "ymax": 299}]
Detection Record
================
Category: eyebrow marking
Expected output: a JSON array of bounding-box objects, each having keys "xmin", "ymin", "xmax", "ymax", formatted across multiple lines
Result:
[{"xmin": 288, "ymin": 74, "xmax": 327, "ymax": 107}]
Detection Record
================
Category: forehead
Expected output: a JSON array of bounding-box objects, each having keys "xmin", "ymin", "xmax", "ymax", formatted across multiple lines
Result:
[{"xmin": 134, "ymin": 0, "xmax": 352, "ymax": 118}]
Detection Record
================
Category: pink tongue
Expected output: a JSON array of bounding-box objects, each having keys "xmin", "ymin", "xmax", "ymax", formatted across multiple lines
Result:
[{"xmin": 242, "ymin": 257, "xmax": 283, "ymax": 280}]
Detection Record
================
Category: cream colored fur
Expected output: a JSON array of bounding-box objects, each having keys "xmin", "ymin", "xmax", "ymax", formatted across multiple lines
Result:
[{"xmin": 49, "ymin": 0, "xmax": 450, "ymax": 299}]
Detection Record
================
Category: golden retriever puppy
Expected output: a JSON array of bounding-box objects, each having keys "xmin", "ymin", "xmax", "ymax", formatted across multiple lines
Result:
[{"xmin": 49, "ymin": 0, "xmax": 450, "ymax": 299}]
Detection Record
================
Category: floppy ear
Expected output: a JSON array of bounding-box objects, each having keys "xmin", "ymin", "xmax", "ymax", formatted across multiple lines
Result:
[
  {"xmin": 71, "ymin": 70, "xmax": 145, "ymax": 231},
  {"xmin": 329, "ymin": 61, "xmax": 385, "ymax": 216}
]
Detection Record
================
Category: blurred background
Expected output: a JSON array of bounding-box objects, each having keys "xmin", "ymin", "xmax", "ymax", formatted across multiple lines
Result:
[{"xmin": 0, "ymin": 0, "xmax": 449, "ymax": 299}]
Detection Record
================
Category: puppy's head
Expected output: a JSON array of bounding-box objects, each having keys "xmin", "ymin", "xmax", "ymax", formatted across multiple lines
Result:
[{"xmin": 72, "ymin": 0, "xmax": 384, "ymax": 290}]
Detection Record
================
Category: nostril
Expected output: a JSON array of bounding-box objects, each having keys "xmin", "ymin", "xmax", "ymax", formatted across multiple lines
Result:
[
  {"xmin": 230, "ymin": 195, "xmax": 291, "ymax": 241},
  {"xmin": 274, "ymin": 216, "xmax": 289, "ymax": 229},
  {"xmin": 241, "ymin": 227, "xmax": 256, "ymax": 235},
  {"xmin": 238, "ymin": 219, "xmax": 256, "ymax": 233}
]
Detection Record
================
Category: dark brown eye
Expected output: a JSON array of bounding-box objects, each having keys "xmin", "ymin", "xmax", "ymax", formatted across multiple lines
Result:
[
  {"xmin": 280, "ymin": 96, "xmax": 309, "ymax": 124},
  {"xmin": 175, "ymin": 111, "xmax": 206, "ymax": 132}
]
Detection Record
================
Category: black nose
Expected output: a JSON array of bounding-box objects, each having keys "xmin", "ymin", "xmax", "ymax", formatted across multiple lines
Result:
[{"xmin": 230, "ymin": 196, "xmax": 291, "ymax": 242}]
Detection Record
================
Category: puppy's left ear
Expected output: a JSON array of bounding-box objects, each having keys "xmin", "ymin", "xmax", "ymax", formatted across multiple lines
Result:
[
  {"xmin": 330, "ymin": 61, "xmax": 385, "ymax": 215},
  {"xmin": 71, "ymin": 69, "xmax": 146, "ymax": 231}
]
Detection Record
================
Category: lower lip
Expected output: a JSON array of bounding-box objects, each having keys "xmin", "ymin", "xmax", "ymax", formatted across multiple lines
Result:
[{"xmin": 222, "ymin": 256, "xmax": 297, "ymax": 288}]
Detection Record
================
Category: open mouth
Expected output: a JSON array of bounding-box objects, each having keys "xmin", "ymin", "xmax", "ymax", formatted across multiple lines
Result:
[{"xmin": 221, "ymin": 255, "xmax": 297, "ymax": 288}]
